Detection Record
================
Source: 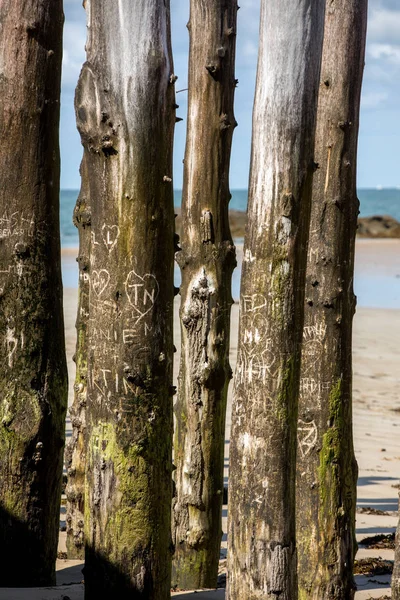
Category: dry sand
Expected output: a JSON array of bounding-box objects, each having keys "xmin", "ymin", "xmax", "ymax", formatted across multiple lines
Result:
[{"xmin": 1, "ymin": 239, "xmax": 399, "ymax": 599}]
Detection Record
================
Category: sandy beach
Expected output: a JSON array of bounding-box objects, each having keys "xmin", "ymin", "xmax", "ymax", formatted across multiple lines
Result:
[{"xmin": 1, "ymin": 239, "xmax": 399, "ymax": 599}]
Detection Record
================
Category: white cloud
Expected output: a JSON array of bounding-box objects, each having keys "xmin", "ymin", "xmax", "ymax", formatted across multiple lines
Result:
[
  {"xmin": 361, "ymin": 90, "xmax": 388, "ymax": 109},
  {"xmin": 368, "ymin": 42, "xmax": 400, "ymax": 65},
  {"xmin": 368, "ymin": 8, "xmax": 400, "ymax": 45},
  {"xmin": 62, "ymin": 1, "xmax": 86, "ymax": 93},
  {"xmin": 58, "ymin": 0, "xmax": 400, "ymax": 188}
]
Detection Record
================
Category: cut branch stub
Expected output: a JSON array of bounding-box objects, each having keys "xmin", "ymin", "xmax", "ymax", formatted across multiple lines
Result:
[
  {"xmin": 77, "ymin": 1, "xmax": 176, "ymax": 598},
  {"xmin": 172, "ymin": 0, "xmax": 238, "ymax": 590}
]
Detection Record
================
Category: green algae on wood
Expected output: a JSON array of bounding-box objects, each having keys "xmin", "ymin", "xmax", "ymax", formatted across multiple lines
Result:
[
  {"xmin": 76, "ymin": 1, "xmax": 176, "ymax": 597},
  {"xmin": 227, "ymin": 1, "xmax": 326, "ymax": 598},
  {"xmin": 0, "ymin": 0, "xmax": 67, "ymax": 586},
  {"xmin": 296, "ymin": 1, "xmax": 367, "ymax": 596},
  {"xmin": 172, "ymin": 0, "xmax": 238, "ymax": 590}
]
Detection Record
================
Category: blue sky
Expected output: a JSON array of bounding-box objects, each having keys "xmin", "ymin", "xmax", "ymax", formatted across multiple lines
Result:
[{"xmin": 61, "ymin": 0, "xmax": 400, "ymax": 190}]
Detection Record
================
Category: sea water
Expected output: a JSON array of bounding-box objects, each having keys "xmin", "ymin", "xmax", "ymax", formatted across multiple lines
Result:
[
  {"xmin": 60, "ymin": 188, "xmax": 400, "ymax": 308},
  {"xmin": 60, "ymin": 188, "xmax": 400, "ymax": 248}
]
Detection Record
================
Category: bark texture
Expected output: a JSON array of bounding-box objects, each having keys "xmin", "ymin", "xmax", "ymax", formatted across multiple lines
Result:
[
  {"xmin": 393, "ymin": 492, "xmax": 400, "ymax": 598},
  {"xmin": 172, "ymin": 0, "xmax": 237, "ymax": 589},
  {"xmin": 0, "ymin": 0, "xmax": 67, "ymax": 586},
  {"xmin": 76, "ymin": 2, "xmax": 176, "ymax": 598},
  {"xmin": 296, "ymin": 2, "xmax": 367, "ymax": 598},
  {"xmin": 227, "ymin": 2, "xmax": 325, "ymax": 598},
  {"xmin": 65, "ymin": 158, "xmax": 91, "ymax": 559}
]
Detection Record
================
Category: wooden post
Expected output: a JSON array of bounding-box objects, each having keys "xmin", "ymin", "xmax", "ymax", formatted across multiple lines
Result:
[
  {"xmin": 227, "ymin": 1, "xmax": 325, "ymax": 598},
  {"xmin": 296, "ymin": 1, "xmax": 367, "ymax": 597},
  {"xmin": 65, "ymin": 156, "xmax": 91, "ymax": 559},
  {"xmin": 172, "ymin": 0, "xmax": 238, "ymax": 589},
  {"xmin": 0, "ymin": 0, "xmax": 67, "ymax": 586},
  {"xmin": 75, "ymin": 2, "xmax": 176, "ymax": 597},
  {"xmin": 393, "ymin": 492, "xmax": 400, "ymax": 599}
]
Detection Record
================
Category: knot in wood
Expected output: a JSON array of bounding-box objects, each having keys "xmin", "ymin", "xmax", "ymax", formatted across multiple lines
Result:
[
  {"xmin": 79, "ymin": 211, "xmax": 91, "ymax": 227},
  {"xmin": 14, "ymin": 242, "xmax": 29, "ymax": 257},
  {"xmin": 205, "ymin": 63, "xmax": 220, "ymax": 80},
  {"xmin": 281, "ymin": 192, "xmax": 295, "ymax": 218},
  {"xmin": 101, "ymin": 136, "xmax": 117, "ymax": 157},
  {"xmin": 200, "ymin": 210, "xmax": 213, "ymax": 243},
  {"xmin": 269, "ymin": 543, "xmax": 291, "ymax": 594},
  {"xmin": 219, "ymin": 114, "xmax": 231, "ymax": 131},
  {"xmin": 183, "ymin": 302, "xmax": 202, "ymax": 327},
  {"xmin": 338, "ymin": 120, "xmax": 352, "ymax": 130},
  {"xmin": 323, "ymin": 299, "xmax": 335, "ymax": 309}
]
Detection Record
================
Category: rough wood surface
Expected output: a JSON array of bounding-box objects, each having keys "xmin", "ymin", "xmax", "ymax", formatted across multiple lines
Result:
[
  {"xmin": 227, "ymin": 1, "xmax": 325, "ymax": 598},
  {"xmin": 0, "ymin": 0, "xmax": 67, "ymax": 586},
  {"xmin": 172, "ymin": 0, "xmax": 237, "ymax": 589},
  {"xmin": 65, "ymin": 158, "xmax": 91, "ymax": 560},
  {"xmin": 76, "ymin": 1, "xmax": 176, "ymax": 598},
  {"xmin": 393, "ymin": 492, "xmax": 400, "ymax": 598},
  {"xmin": 296, "ymin": 1, "xmax": 367, "ymax": 598}
]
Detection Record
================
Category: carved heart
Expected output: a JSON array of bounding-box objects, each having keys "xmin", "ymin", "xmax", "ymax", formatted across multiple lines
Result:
[
  {"xmin": 125, "ymin": 271, "xmax": 159, "ymax": 321},
  {"xmin": 92, "ymin": 269, "xmax": 110, "ymax": 297},
  {"xmin": 101, "ymin": 224, "xmax": 120, "ymax": 252}
]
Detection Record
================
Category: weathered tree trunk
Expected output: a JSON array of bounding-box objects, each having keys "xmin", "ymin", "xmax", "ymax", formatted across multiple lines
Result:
[
  {"xmin": 0, "ymin": 0, "xmax": 67, "ymax": 586},
  {"xmin": 393, "ymin": 492, "xmax": 400, "ymax": 598},
  {"xmin": 76, "ymin": 2, "xmax": 176, "ymax": 598},
  {"xmin": 296, "ymin": 2, "xmax": 367, "ymax": 598},
  {"xmin": 65, "ymin": 157, "xmax": 91, "ymax": 560},
  {"xmin": 227, "ymin": 2, "xmax": 325, "ymax": 598},
  {"xmin": 172, "ymin": 0, "xmax": 237, "ymax": 590}
]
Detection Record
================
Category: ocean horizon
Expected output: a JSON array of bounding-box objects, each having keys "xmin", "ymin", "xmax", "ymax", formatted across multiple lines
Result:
[
  {"xmin": 60, "ymin": 187, "xmax": 400, "ymax": 249},
  {"xmin": 60, "ymin": 187, "xmax": 400, "ymax": 309}
]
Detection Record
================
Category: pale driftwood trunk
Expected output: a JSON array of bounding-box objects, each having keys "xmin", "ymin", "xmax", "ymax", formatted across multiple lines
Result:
[
  {"xmin": 65, "ymin": 157, "xmax": 91, "ymax": 560},
  {"xmin": 227, "ymin": 2, "xmax": 325, "ymax": 598},
  {"xmin": 172, "ymin": 0, "xmax": 237, "ymax": 589},
  {"xmin": 0, "ymin": 0, "xmax": 67, "ymax": 586},
  {"xmin": 76, "ymin": 2, "xmax": 175, "ymax": 597},
  {"xmin": 296, "ymin": 1, "xmax": 367, "ymax": 598}
]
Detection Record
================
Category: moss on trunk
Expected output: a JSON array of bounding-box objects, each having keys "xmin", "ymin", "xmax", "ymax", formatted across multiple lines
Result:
[
  {"xmin": 296, "ymin": 1, "xmax": 367, "ymax": 596},
  {"xmin": 0, "ymin": 0, "xmax": 67, "ymax": 585},
  {"xmin": 76, "ymin": 2, "xmax": 176, "ymax": 597},
  {"xmin": 172, "ymin": 0, "xmax": 238, "ymax": 590},
  {"xmin": 227, "ymin": 1, "xmax": 325, "ymax": 598}
]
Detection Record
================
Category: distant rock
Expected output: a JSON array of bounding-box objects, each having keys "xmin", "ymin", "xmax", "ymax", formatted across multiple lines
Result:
[
  {"xmin": 175, "ymin": 208, "xmax": 247, "ymax": 240},
  {"xmin": 229, "ymin": 210, "xmax": 247, "ymax": 239},
  {"xmin": 357, "ymin": 215, "xmax": 400, "ymax": 238}
]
